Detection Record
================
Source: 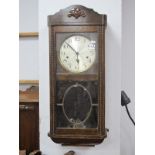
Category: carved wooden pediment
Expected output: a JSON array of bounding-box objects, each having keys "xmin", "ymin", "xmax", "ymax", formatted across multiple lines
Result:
[
  {"xmin": 48, "ymin": 5, "xmax": 107, "ymax": 26},
  {"xmin": 68, "ymin": 7, "xmax": 86, "ymax": 19}
]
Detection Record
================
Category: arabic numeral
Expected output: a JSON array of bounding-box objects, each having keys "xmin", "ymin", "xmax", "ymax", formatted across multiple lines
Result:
[
  {"xmin": 75, "ymin": 36, "xmax": 80, "ymax": 41},
  {"xmin": 68, "ymin": 39, "xmax": 72, "ymax": 43}
]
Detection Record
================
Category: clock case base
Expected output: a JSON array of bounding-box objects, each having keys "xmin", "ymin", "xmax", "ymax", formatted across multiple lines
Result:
[
  {"xmin": 49, "ymin": 132, "xmax": 107, "ymax": 145},
  {"xmin": 48, "ymin": 5, "xmax": 107, "ymax": 145}
]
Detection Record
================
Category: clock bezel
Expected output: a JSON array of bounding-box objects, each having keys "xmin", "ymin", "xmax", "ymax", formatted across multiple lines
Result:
[{"xmin": 58, "ymin": 34, "xmax": 96, "ymax": 74}]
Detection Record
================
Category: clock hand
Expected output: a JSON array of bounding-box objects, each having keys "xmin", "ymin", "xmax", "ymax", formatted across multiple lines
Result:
[
  {"xmin": 65, "ymin": 42, "xmax": 78, "ymax": 55},
  {"xmin": 65, "ymin": 42, "xmax": 80, "ymax": 66},
  {"xmin": 76, "ymin": 53, "xmax": 80, "ymax": 70}
]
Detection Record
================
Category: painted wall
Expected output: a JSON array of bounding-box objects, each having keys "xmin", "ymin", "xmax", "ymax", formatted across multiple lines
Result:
[
  {"xmin": 39, "ymin": 0, "xmax": 121, "ymax": 155},
  {"xmin": 19, "ymin": 0, "xmax": 38, "ymax": 32},
  {"xmin": 19, "ymin": 0, "xmax": 39, "ymax": 80},
  {"xmin": 121, "ymin": 0, "xmax": 135, "ymax": 154}
]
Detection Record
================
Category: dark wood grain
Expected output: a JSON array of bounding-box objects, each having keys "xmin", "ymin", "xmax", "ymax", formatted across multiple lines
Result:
[
  {"xmin": 19, "ymin": 86, "xmax": 39, "ymax": 155},
  {"xmin": 48, "ymin": 5, "xmax": 107, "ymax": 145},
  {"xmin": 56, "ymin": 74, "xmax": 98, "ymax": 81},
  {"xmin": 48, "ymin": 5, "xmax": 107, "ymax": 26}
]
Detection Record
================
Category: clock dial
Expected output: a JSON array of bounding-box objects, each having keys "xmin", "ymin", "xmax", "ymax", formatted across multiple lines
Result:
[{"xmin": 59, "ymin": 35, "xmax": 96, "ymax": 73}]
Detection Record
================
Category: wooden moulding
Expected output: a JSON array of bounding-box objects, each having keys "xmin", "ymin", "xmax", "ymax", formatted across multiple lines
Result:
[
  {"xmin": 48, "ymin": 5, "xmax": 107, "ymax": 26},
  {"xmin": 19, "ymin": 80, "xmax": 39, "ymax": 84},
  {"xmin": 56, "ymin": 74, "xmax": 98, "ymax": 81},
  {"xmin": 62, "ymin": 144, "xmax": 95, "ymax": 147},
  {"xmin": 19, "ymin": 86, "xmax": 39, "ymax": 102},
  {"xmin": 19, "ymin": 32, "xmax": 39, "ymax": 38}
]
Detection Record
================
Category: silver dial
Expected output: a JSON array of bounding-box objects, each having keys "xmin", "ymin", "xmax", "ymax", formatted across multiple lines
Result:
[{"xmin": 59, "ymin": 35, "xmax": 96, "ymax": 73}]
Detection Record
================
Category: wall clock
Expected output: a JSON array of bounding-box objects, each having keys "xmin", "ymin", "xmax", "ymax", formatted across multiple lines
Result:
[{"xmin": 48, "ymin": 5, "xmax": 107, "ymax": 145}]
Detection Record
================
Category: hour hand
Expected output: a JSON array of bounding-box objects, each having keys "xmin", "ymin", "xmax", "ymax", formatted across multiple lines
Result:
[{"xmin": 76, "ymin": 59, "xmax": 79, "ymax": 64}]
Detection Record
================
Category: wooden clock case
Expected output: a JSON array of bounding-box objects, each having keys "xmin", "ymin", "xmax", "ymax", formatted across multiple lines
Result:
[{"xmin": 48, "ymin": 5, "xmax": 107, "ymax": 145}]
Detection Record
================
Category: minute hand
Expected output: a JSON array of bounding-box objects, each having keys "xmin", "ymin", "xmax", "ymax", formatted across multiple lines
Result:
[
  {"xmin": 65, "ymin": 42, "xmax": 80, "ymax": 66},
  {"xmin": 65, "ymin": 42, "xmax": 78, "ymax": 55}
]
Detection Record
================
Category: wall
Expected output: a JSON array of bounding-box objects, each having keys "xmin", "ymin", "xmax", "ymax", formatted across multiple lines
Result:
[
  {"xmin": 121, "ymin": 0, "xmax": 135, "ymax": 154},
  {"xmin": 39, "ymin": 0, "xmax": 121, "ymax": 155},
  {"xmin": 19, "ymin": 0, "xmax": 39, "ymax": 80}
]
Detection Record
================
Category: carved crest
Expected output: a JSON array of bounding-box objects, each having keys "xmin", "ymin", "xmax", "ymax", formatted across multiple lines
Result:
[{"xmin": 68, "ymin": 8, "xmax": 86, "ymax": 19}]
